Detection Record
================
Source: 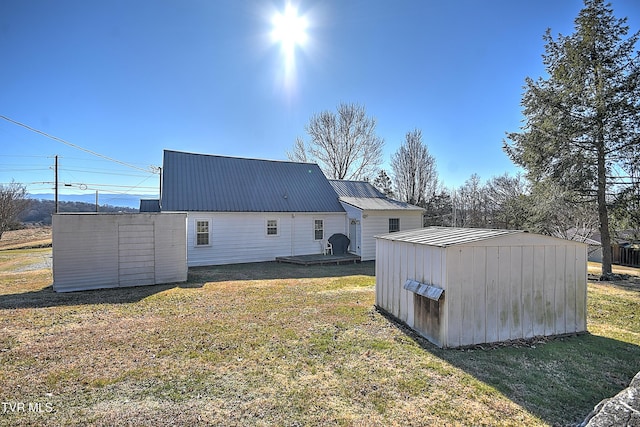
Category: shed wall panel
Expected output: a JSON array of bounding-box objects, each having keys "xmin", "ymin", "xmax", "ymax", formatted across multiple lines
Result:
[
  {"xmin": 554, "ymin": 245, "xmax": 567, "ymax": 335},
  {"xmin": 472, "ymin": 247, "xmax": 487, "ymax": 345},
  {"xmin": 532, "ymin": 246, "xmax": 546, "ymax": 336},
  {"xmin": 521, "ymin": 246, "xmax": 535, "ymax": 338},
  {"xmin": 459, "ymin": 247, "xmax": 475, "ymax": 347},
  {"xmin": 485, "ymin": 246, "xmax": 500, "ymax": 344},
  {"xmin": 564, "ymin": 245, "xmax": 577, "ymax": 333},
  {"xmin": 576, "ymin": 246, "xmax": 588, "ymax": 331},
  {"xmin": 497, "ymin": 246, "xmax": 511, "ymax": 342},
  {"xmin": 444, "ymin": 249, "xmax": 458, "ymax": 348},
  {"xmin": 544, "ymin": 246, "xmax": 557, "ymax": 336},
  {"xmin": 53, "ymin": 213, "xmax": 187, "ymax": 292},
  {"xmin": 510, "ymin": 246, "xmax": 523, "ymax": 340}
]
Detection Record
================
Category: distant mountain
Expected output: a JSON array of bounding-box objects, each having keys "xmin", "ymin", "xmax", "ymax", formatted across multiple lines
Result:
[
  {"xmin": 29, "ymin": 193, "xmax": 158, "ymax": 209},
  {"xmin": 20, "ymin": 199, "xmax": 140, "ymax": 225}
]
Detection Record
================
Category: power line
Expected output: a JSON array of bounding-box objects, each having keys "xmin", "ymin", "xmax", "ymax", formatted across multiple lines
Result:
[{"xmin": 0, "ymin": 115, "xmax": 158, "ymax": 174}]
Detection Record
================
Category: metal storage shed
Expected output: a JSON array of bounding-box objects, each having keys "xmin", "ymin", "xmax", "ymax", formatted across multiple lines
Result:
[
  {"xmin": 53, "ymin": 213, "xmax": 187, "ymax": 292},
  {"xmin": 375, "ymin": 227, "xmax": 588, "ymax": 348}
]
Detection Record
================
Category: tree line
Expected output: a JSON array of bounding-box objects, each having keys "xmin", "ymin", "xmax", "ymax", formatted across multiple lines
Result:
[
  {"xmin": 288, "ymin": 0, "xmax": 639, "ymax": 275},
  {"xmin": 0, "ymin": 181, "xmax": 138, "ymax": 239}
]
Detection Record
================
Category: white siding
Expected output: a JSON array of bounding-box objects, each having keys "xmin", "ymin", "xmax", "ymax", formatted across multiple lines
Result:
[
  {"xmin": 375, "ymin": 238, "xmax": 446, "ymax": 346},
  {"xmin": 185, "ymin": 212, "xmax": 347, "ymax": 266},
  {"xmin": 360, "ymin": 211, "xmax": 422, "ymax": 261},
  {"xmin": 53, "ymin": 213, "xmax": 187, "ymax": 292},
  {"xmin": 375, "ymin": 230, "xmax": 588, "ymax": 348}
]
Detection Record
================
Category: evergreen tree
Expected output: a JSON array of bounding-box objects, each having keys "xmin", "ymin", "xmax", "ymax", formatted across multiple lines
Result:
[
  {"xmin": 504, "ymin": 0, "xmax": 640, "ymax": 274},
  {"xmin": 373, "ymin": 170, "xmax": 394, "ymax": 197}
]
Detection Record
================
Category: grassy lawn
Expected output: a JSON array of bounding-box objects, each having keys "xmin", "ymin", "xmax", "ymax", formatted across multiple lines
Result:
[{"xmin": 0, "ymin": 247, "xmax": 639, "ymax": 426}]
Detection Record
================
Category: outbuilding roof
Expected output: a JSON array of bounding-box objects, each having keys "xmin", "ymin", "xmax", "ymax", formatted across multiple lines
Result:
[
  {"xmin": 329, "ymin": 180, "xmax": 423, "ymax": 211},
  {"xmin": 376, "ymin": 226, "xmax": 523, "ymax": 247},
  {"xmin": 161, "ymin": 150, "xmax": 345, "ymax": 213}
]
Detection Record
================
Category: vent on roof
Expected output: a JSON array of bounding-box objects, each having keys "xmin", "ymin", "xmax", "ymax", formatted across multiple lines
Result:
[{"xmin": 403, "ymin": 279, "xmax": 444, "ymax": 301}]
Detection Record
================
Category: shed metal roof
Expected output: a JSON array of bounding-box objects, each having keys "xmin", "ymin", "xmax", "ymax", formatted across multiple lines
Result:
[
  {"xmin": 329, "ymin": 180, "xmax": 423, "ymax": 211},
  {"xmin": 376, "ymin": 226, "xmax": 523, "ymax": 247},
  {"xmin": 161, "ymin": 150, "xmax": 345, "ymax": 213}
]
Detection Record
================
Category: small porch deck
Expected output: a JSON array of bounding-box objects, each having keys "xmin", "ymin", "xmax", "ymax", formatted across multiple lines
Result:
[{"xmin": 275, "ymin": 253, "xmax": 361, "ymax": 266}]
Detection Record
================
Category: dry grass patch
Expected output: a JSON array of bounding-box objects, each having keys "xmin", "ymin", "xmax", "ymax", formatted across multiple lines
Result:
[
  {"xmin": 0, "ymin": 250, "xmax": 639, "ymax": 426},
  {"xmin": 0, "ymin": 227, "xmax": 51, "ymax": 250}
]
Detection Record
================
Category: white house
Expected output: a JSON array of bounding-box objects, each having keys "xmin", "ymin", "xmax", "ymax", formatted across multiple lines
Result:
[
  {"xmin": 160, "ymin": 150, "xmax": 348, "ymax": 267},
  {"xmin": 375, "ymin": 227, "xmax": 588, "ymax": 348},
  {"xmin": 329, "ymin": 180, "xmax": 424, "ymax": 261}
]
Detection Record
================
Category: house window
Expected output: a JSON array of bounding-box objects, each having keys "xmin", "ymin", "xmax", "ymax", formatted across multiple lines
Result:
[
  {"xmin": 266, "ymin": 219, "xmax": 279, "ymax": 236},
  {"xmin": 389, "ymin": 218, "xmax": 400, "ymax": 233},
  {"xmin": 196, "ymin": 220, "xmax": 210, "ymax": 246},
  {"xmin": 314, "ymin": 219, "xmax": 324, "ymax": 240}
]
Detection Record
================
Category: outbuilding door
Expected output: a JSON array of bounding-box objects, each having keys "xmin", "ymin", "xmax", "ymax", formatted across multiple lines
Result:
[{"xmin": 118, "ymin": 224, "xmax": 155, "ymax": 287}]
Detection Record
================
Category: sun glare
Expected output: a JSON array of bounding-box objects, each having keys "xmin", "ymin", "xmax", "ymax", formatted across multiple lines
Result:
[{"xmin": 271, "ymin": 4, "xmax": 308, "ymax": 62}]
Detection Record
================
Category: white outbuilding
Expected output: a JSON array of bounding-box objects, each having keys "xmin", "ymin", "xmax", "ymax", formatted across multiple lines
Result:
[
  {"xmin": 53, "ymin": 213, "xmax": 187, "ymax": 292},
  {"xmin": 375, "ymin": 227, "xmax": 588, "ymax": 348}
]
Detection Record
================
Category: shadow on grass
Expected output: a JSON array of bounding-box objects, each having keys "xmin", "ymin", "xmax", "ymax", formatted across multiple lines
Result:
[
  {"xmin": 0, "ymin": 261, "xmax": 376, "ymax": 309},
  {"xmin": 188, "ymin": 260, "xmax": 375, "ymax": 283},
  {"xmin": 379, "ymin": 310, "xmax": 640, "ymax": 426},
  {"xmin": 0, "ymin": 281, "xmax": 205, "ymax": 309}
]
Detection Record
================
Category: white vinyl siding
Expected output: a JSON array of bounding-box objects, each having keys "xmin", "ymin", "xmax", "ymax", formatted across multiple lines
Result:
[
  {"xmin": 186, "ymin": 212, "xmax": 346, "ymax": 266},
  {"xmin": 359, "ymin": 211, "xmax": 423, "ymax": 261}
]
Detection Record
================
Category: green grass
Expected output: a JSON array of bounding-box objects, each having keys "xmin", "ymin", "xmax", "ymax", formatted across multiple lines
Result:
[{"xmin": 0, "ymin": 248, "xmax": 638, "ymax": 426}]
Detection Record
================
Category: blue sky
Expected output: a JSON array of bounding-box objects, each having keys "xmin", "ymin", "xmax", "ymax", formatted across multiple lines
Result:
[{"xmin": 1, "ymin": 0, "xmax": 639, "ymax": 202}]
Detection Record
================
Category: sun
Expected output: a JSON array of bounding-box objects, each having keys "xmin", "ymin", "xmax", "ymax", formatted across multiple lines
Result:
[{"xmin": 271, "ymin": 3, "xmax": 308, "ymax": 61}]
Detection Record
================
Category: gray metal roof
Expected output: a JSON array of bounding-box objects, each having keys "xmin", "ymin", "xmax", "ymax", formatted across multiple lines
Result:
[
  {"xmin": 376, "ymin": 226, "xmax": 523, "ymax": 247},
  {"xmin": 329, "ymin": 180, "xmax": 385, "ymax": 198},
  {"xmin": 139, "ymin": 199, "xmax": 160, "ymax": 213},
  {"xmin": 329, "ymin": 180, "xmax": 423, "ymax": 211},
  {"xmin": 161, "ymin": 150, "xmax": 345, "ymax": 213},
  {"xmin": 339, "ymin": 197, "xmax": 424, "ymax": 211}
]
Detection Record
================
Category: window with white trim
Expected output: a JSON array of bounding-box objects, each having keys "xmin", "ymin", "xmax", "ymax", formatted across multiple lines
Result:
[
  {"xmin": 389, "ymin": 218, "xmax": 400, "ymax": 233},
  {"xmin": 266, "ymin": 219, "xmax": 279, "ymax": 236},
  {"xmin": 314, "ymin": 219, "xmax": 324, "ymax": 240},
  {"xmin": 195, "ymin": 220, "xmax": 210, "ymax": 246}
]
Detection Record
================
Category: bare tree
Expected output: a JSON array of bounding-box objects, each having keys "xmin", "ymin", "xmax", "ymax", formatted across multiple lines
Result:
[
  {"xmin": 485, "ymin": 173, "xmax": 529, "ymax": 229},
  {"xmin": 287, "ymin": 103, "xmax": 384, "ymax": 180},
  {"xmin": 391, "ymin": 129, "xmax": 438, "ymax": 206},
  {"xmin": 286, "ymin": 136, "xmax": 308, "ymax": 163},
  {"xmin": 525, "ymin": 180, "xmax": 599, "ymax": 240},
  {"xmin": 455, "ymin": 173, "xmax": 485, "ymax": 227},
  {"xmin": 0, "ymin": 181, "xmax": 31, "ymax": 240}
]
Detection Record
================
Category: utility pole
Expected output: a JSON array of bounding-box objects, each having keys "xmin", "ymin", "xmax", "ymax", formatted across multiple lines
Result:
[
  {"xmin": 54, "ymin": 155, "xmax": 59, "ymax": 214},
  {"xmin": 95, "ymin": 190, "xmax": 99, "ymax": 212}
]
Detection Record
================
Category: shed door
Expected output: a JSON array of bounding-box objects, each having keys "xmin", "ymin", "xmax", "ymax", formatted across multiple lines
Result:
[{"xmin": 118, "ymin": 224, "xmax": 155, "ymax": 287}]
